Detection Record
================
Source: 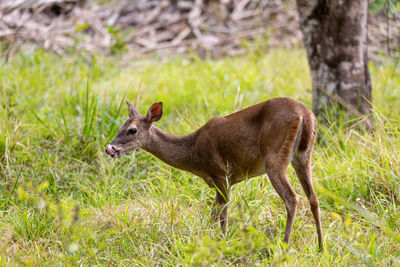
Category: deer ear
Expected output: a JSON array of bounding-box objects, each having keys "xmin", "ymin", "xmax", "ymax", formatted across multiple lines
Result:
[
  {"xmin": 146, "ymin": 102, "xmax": 163, "ymax": 122},
  {"xmin": 127, "ymin": 101, "xmax": 139, "ymax": 118}
]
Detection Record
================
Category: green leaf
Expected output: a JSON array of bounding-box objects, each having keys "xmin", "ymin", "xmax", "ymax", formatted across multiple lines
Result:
[{"xmin": 76, "ymin": 23, "xmax": 89, "ymax": 32}]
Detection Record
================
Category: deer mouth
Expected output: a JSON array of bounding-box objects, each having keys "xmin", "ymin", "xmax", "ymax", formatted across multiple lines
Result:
[{"xmin": 106, "ymin": 144, "xmax": 120, "ymax": 158}]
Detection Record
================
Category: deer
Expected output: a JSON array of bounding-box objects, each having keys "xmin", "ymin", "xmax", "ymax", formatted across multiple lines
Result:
[{"xmin": 106, "ymin": 97, "xmax": 323, "ymax": 250}]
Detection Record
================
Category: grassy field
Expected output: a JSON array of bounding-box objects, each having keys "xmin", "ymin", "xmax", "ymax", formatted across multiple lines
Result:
[{"xmin": 0, "ymin": 48, "xmax": 399, "ymax": 266}]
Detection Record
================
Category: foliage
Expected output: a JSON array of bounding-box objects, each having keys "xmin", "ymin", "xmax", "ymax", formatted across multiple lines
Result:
[
  {"xmin": 369, "ymin": 0, "xmax": 400, "ymax": 15},
  {"xmin": 0, "ymin": 49, "xmax": 399, "ymax": 265}
]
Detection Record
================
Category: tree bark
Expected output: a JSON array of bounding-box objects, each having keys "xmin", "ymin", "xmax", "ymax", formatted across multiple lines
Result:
[{"xmin": 296, "ymin": 0, "xmax": 372, "ymax": 121}]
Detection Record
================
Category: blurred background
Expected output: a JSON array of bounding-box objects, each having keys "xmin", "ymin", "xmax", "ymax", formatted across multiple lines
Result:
[{"xmin": 1, "ymin": 0, "xmax": 398, "ymax": 59}]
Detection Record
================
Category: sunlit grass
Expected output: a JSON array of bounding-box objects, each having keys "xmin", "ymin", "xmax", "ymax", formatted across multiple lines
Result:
[{"xmin": 0, "ymin": 48, "xmax": 399, "ymax": 265}]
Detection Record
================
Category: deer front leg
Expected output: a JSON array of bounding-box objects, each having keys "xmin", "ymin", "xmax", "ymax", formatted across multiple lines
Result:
[{"xmin": 211, "ymin": 184, "xmax": 230, "ymax": 234}]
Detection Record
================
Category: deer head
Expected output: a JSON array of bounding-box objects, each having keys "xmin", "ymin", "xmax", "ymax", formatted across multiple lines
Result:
[{"xmin": 105, "ymin": 101, "xmax": 163, "ymax": 157}]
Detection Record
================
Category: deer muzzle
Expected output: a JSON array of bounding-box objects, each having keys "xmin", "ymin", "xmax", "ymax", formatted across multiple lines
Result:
[{"xmin": 105, "ymin": 144, "xmax": 119, "ymax": 158}]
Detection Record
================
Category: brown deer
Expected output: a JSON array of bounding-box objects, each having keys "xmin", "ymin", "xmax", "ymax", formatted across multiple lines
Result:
[{"xmin": 106, "ymin": 97, "xmax": 323, "ymax": 250}]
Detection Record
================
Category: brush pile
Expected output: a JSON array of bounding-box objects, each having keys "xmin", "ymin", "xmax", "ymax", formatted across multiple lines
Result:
[{"xmin": 0, "ymin": 0, "xmax": 398, "ymax": 58}]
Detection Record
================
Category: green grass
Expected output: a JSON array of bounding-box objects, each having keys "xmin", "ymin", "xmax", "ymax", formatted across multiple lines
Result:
[{"xmin": 0, "ymin": 48, "xmax": 399, "ymax": 265}]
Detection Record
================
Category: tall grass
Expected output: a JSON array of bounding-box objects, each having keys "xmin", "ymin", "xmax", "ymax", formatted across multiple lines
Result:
[{"xmin": 0, "ymin": 48, "xmax": 399, "ymax": 265}]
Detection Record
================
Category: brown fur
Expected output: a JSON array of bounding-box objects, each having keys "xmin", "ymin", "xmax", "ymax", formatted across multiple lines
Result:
[{"xmin": 107, "ymin": 97, "xmax": 323, "ymax": 250}]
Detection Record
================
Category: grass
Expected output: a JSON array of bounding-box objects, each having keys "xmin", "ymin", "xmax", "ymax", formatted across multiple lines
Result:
[{"xmin": 0, "ymin": 48, "xmax": 399, "ymax": 265}]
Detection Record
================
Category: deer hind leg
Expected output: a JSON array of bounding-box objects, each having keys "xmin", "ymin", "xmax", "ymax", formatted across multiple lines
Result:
[
  {"xmin": 292, "ymin": 153, "xmax": 324, "ymax": 251},
  {"xmin": 260, "ymin": 119, "xmax": 302, "ymax": 245},
  {"xmin": 264, "ymin": 160, "xmax": 298, "ymax": 244}
]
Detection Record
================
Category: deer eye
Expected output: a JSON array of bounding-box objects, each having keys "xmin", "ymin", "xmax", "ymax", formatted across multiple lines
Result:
[{"xmin": 127, "ymin": 128, "xmax": 137, "ymax": 135}]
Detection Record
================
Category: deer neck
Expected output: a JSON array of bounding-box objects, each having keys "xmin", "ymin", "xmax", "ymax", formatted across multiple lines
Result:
[{"xmin": 143, "ymin": 126, "xmax": 197, "ymax": 172}]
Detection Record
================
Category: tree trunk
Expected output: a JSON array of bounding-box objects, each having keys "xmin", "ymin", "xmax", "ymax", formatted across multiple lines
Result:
[{"xmin": 296, "ymin": 0, "xmax": 372, "ymax": 121}]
